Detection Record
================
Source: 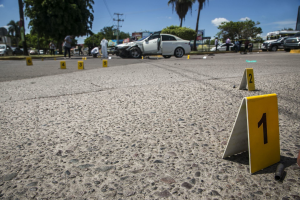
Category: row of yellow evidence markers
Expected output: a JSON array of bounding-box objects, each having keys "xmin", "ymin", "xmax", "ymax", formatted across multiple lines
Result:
[
  {"xmin": 26, "ymin": 55, "xmax": 281, "ymax": 174},
  {"xmin": 25, "ymin": 57, "xmax": 108, "ymax": 68}
]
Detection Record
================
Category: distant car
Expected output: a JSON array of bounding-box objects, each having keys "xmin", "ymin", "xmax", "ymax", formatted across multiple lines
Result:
[
  {"xmin": 29, "ymin": 50, "xmax": 38, "ymax": 55},
  {"xmin": 0, "ymin": 44, "xmax": 13, "ymax": 56},
  {"xmin": 210, "ymin": 43, "xmax": 234, "ymax": 51},
  {"xmin": 261, "ymin": 39, "xmax": 277, "ymax": 51},
  {"xmin": 107, "ymin": 47, "xmax": 115, "ymax": 55},
  {"xmin": 283, "ymin": 32, "xmax": 300, "ymax": 52},
  {"xmin": 39, "ymin": 50, "xmax": 44, "ymax": 55},
  {"xmin": 265, "ymin": 37, "xmax": 288, "ymax": 51},
  {"xmin": 11, "ymin": 47, "xmax": 24, "ymax": 55},
  {"xmin": 115, "ymin": 32, "xmax": 191, "ymax": 58}
]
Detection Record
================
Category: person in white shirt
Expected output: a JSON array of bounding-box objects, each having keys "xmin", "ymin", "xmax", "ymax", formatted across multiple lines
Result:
[
  {"xmin": 49, "ymin": 41, "xmax": 55, "ymax": 55},
  {"xmin": 214, "ymin": 38, "xmax": 219, "ymax": 51},
  {"xmin": 91, "ymin": 46, "xmax": 100, "ymax": 58},
  {"xmin": 100, "ymin": 37, "xmax": 108, "ymax": 58},
  {"xmin": 226, "ymin": 38, "xmax": 231, "ymax": 51}
]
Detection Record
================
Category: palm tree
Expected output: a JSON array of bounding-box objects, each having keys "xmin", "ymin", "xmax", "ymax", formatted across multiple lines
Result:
[
  {"xmin": 7, "ymin": 20, "xmax": 20, "ymax": 38},
  {"xmin": 193, "ymin": 0, "xmax": 208, "ymax": 51},
  {"xmin": 168, "ymin": 0, "xmax": 195, "ymax": 27}
]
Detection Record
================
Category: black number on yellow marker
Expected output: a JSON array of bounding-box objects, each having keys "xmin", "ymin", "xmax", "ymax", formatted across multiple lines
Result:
[
  {"xmin": 62, "ymin": 63, "xmax": 64, "ymax": 66},
  {"xmin": 258, "ymin": 113, "xmax": 268, "ymax": 144},
  {"xmin": 249, "ymin": 74, "xmax": 253, "ymax": 83}
]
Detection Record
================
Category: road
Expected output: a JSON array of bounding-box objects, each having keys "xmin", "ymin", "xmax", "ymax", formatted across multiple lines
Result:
[{"xmin": 0, "ymin": 51, "xmax": 299, "ymax": 199}]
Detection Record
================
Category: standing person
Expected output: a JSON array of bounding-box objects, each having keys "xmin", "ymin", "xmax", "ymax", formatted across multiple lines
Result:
[
  {"xmin": 78, "ymin": 45, "xmax": 82, "ymax": 55},
  {"xmin": 215, "ymin": 37, "xmax": 219, "ymax": 51},
  {"xmin": 244, "ymin": 39, "xmax": 249, "ymax": 53},
  {"xmin": 49, "ymin": 41, "xmax": 55, "ymax": 55},
  {"xmin": 249, "ymin": 42, "xmax": 253, "ymax": 52},
  {"xmin": 101, "ymin": 37, "xmax": 108, "ymax": 58},
  {"xmin": 235, "ymin": 40, "xmax": 240, "ymax": 53},
  {"xmin": 226, "ymin": 38, "xmax": 231, "ymax": 51},
  {"xmin": 63, "ymin": 35, "xmax": 73, "ymax": 59}
]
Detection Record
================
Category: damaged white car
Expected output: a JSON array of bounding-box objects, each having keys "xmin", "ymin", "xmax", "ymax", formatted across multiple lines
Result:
[{"xmin": 115, "ymin": 32, "xmax": 191, "ymax": 58}]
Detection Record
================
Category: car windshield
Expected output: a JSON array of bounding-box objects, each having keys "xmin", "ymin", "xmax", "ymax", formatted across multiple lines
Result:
[
  {"xmin": 137, "ymin": 36, "xmax": 148, "ymax": 41},
  {"xmin": 0, "ymin": 45, "xmax": 5, "ymax": 49},
  {"xmin": 276, "ymin": 38, "xmax": 283, "ymax": 42}
]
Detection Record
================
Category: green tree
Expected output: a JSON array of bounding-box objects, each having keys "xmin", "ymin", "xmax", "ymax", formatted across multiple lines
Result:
[
  {"xmin": 217, "ymin": 19, "xmax": 262, "ymax": 41},
  {"xmin": 193, "ymin": 0, "xmax": 208, "ymax": 51},
  {"xmin": 24, "ymin": 0, "xmax": 94, "ymax": 53},
  {"xmin": 7, "ymin": 20, "xmax": 20, "ymax": 38},
  {"xmin": 168, "ymin": 0, "xmax": 195, "ymax": 27},
  {"xmin": 161, "ymin": 25, "xmax": 196, "ymax": 40}
]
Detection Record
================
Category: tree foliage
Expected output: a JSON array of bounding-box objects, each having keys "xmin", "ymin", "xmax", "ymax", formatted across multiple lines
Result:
[
  {"xmin": 217, "ymin": 19, "xmax": 262, "ymax": 40},
  {"xmin": 84, "ymin": 26, "xmax": 130, "ymax": 47},
  {"xmin": 161, "ymin": 25, "xmax": 196, "ymax": 40},
  {"xmin": 24, "ymin": 0, "xmax": 94, "ymax": 53},
  {"xmin": 168, "ymin": 0, "xmax": 195, "ymax": 27}
]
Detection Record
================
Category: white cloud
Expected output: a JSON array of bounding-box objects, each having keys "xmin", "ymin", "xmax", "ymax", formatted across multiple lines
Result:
[
  {"xmin": 168, "ymin": 17, "xmax": 172, "ymax": 19},
  {"xmin": 0, "ymin": 4, "xmax": 4, "ymax": 7},
  {"xmin": 211, "ymin": 18, "xmax": 229, "ymax": 26},
  {"xmin": 271, "ymin": 20, "xmax": 295, "ymax": 26},
  {"xmin": 240, "ymin": 17, "xmax": 250, "ymax": 21}
]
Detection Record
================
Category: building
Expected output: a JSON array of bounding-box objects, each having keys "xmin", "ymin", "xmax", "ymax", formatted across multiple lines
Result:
[{"xmin": 296, "ymin": 6, "xmax": 300, "ymax": 31}]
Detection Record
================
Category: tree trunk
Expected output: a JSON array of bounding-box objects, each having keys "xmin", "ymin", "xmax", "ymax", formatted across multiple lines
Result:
[
  {"xmin": 180, "ymin": 18, "xmax": 183, "ymax": 27},
  {"xmin": 194, "ymin": 3, "xmax": 201, "ymax": 51}
]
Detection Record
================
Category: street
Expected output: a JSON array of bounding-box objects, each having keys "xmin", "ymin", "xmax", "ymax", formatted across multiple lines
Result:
[{"xmin": 0, "ymin": 51, "xmax": 300, "ymax": 199}]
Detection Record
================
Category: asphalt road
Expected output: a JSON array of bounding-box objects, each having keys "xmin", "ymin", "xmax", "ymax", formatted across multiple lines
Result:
[{"xmin": 0, "ymin": 51, "xmax": 300, "ymax": 199}]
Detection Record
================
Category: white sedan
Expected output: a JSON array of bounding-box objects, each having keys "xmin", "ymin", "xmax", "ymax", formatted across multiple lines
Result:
[
  {"xmin": 115, "ymin": 32, "xmax": 191, "ymax": 58},
  {"xmin": 210, "ymin": 43, "xmax": 234, "ymax": 51}
]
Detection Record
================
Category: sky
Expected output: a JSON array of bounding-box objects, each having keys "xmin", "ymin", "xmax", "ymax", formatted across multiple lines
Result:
[{"xmin": 0, "ymin": 0, "xmax": 299, "ymax": 44}]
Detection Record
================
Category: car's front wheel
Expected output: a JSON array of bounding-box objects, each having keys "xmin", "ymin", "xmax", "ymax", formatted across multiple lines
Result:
[
  {"xmin": 174, "ymin": 47, "xmax": 184, "ymax": 58},
  {"xmin": 163, "ymin": 55, "xmax": 171, "ymax": 59},
  {"xmin": 271, "ymin": 46, "xmax": 278, "ymax": 51},
  {"xmin": 129, "ymin": 47, "xmax": 141, "ymax": 58}
]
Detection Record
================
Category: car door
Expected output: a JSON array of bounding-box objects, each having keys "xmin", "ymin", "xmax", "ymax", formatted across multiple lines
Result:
[
  {"xmin": 143, "ymin": 32, "xmax": 160, "ymax": 54},
  {"xmin": 220, "ymin": 44, "xmax": 227, "ymax": 51},
  {"xmin": 161, "ymin": 35, "xmax": 177, "ymax": 55}
]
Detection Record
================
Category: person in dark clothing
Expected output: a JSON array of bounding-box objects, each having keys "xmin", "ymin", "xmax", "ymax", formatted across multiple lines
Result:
[
  {"xmin": 249, "ymin": 42, "xmax": 253, "ymax": 52},
  {"xmin": 63, "ymin": 35, "xmax": 73, "ymax": 58},
  {"xmin": 244, "ymin": 40, "xmax": 249, "ymax": 53}
]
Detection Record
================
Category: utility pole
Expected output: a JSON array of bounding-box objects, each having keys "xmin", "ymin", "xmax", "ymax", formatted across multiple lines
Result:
[
  {"xmin": 18, "ymin": 0, "xmax": 28, "ymax": 55},
  {"xmin": 113, "ymin": 13, "xmax": 124, "ymax": 45}
]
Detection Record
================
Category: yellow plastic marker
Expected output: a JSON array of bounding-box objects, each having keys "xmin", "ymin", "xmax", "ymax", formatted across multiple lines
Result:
[
  {"xmin": 187, "ymin": 55, "xmax": 190, "ymax": 59},
  {"xmin": 54, "ymin": 57, "xmax": 56, "ymax": 60},
  {"xmin": 290, "ymin": 50, "xmax": 300, "ymax": 53},
  {"xmin": 78, "ymin": 61, "xmax": 84, "ymax": 70},
  {"xmin": 82, "ymin": 57, "xmax": 84, "ymax": 60},
  {"xmin": 26, "ymin": 57, "xmax": 33, "ymax": 66},
  {"xmin": 142, "ymin": 56, "xmax": 143, "ymax": 60},
  {"xmin": 103, "ymin": 59, "xmax": 108, "ymax": 67},
  {"xmin": 239, "ymin": 68, "xmax": 255, "ymax": 91},
  {"xmin": 223, "ymin": 94, "xmax": 280, "ymax": 174},
  {"xmin": 60, "ymin": 61, "xmax": 66, "ymax": 69},
  {"xmin": 42, "ymin": 58, "xmax": 44, "ymax": 61},
  {"xmin": 85, "ymin": 57, "xmax": 87, "ymax": 60}
]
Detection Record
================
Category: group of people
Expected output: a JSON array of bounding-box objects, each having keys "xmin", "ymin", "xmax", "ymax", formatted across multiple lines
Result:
[
  {"xmin": 214, "ymin": 38, "xmax": 253, "ymax": 53},
  {"xmin": 49, "ymin": 35, "xmax": 109, "ymax": 59}
]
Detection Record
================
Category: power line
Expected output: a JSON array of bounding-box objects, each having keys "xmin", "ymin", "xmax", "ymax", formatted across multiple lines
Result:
[{"xmin": 103, "ymin": 0, "xmax": 113, "ymax": 20}]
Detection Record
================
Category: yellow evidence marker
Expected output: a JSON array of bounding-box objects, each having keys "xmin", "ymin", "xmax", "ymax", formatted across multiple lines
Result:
[
  {"xmin": 142, "ymin": 56, "xmax": 143, "ymax": 60},
  {"xmin": 222, "ymin": 94, "xmax": 280, "ymax": 174},
  {"xmin": 103, "ymin": 59, "xmax": 108, "ymax": 67},
  {"xmin": 42, "ymin": 58, "xmax": 44, "ymax": 61},
  {"xmin": 239, "ymin": 68, "xmax": 255, "ymax": 91},
  {"xmin": 54, "ymin": 57, "xmax": 56, "ymax": 60},
  {"xmin": 26, "ymin": 57, "xmax": 33, "ymax": 66},
  {"xmin": 60, "ymin": 61, "xmax": 66, "ymax": 69},
  {"xmin": 187, "ymin": 55, "xmax": 190, "ymax": 59},
  {"xmin": 78, "ymin": 61, "xmax": 84, "ymax": 70}
]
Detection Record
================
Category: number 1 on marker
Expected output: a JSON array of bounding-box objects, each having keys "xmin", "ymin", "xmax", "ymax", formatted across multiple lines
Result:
[{"xmin": 258, "ymin": 113, "xmax": 268, "ymax": 144}]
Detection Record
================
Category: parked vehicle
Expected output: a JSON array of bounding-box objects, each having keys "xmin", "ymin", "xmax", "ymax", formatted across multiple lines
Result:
[
  {"xmin": 265, "ymin": 37, "xmax": 289, "ymax": 51},
  {"xmin": 107, "ymin": 47, "xmax": 116, "ymax": 55},
  {"xmin": 29, "ymin": 50, "xmax": 38, "ymax": 55},
  {"xmin": 261, "ymin": 39, "xmax": 277, "ymax": 51},
  {"xmin": 0, "ymin": 44, "xmax": 13, "ymax": 56},
  {"xmin": 115, "ymin": 32, "xmax": 191, "ymax": 58},
  {"xmin": 283, "ymin": 32, "xmax": 300, "ymax": 52},
  {"xmin": 210, "ymin": 43, "xmax": 234, "ymax": 51},
  {"xmin": 11, "ymin": 47, "xmax": 24, "ymax": 55},
  {"xmin": 39, "ymin": 50, "xmax": 44, "ymax": 55}
]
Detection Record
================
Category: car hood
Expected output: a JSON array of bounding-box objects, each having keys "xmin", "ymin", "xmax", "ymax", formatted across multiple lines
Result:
[{"xmin": 116, "ymin": 41, "xmax": 143, "ymax": 48}]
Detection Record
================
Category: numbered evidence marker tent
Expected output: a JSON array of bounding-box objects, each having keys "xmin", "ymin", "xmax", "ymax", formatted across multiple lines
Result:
[
  {"xmin": 60, "ymin": 61, "xmax": 66, "ymax": 69},
  {"xmin": 222, "ymin": 94, "xmax": 280, "ymax": 174},
  {"xmin": 103, "ymin": 59, "xmax": 108, "ymax": 67},
  {"xmin": 239, "ymin": 68, "xmax": 255, "ymax": 91},
  {"xmin": 78, "ymin": 61, "xmax": 84, "ymax": 70},
  {"xmin": 26, "ymin": 57, "xmax": 33, "ymax": 66}
]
